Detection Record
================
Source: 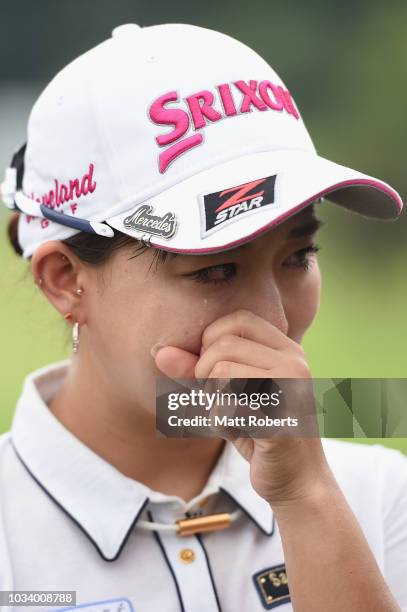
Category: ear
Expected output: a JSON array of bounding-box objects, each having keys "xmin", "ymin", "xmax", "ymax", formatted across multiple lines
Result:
[{"xmin": 31, "ymin": 241, "xmax": 87, "ymax": 324}]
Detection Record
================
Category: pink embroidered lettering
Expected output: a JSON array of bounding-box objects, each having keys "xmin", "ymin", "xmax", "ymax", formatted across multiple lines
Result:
[
  {"xmin": 279, "ymin": 88, "xmax": 300, "ymax": 119},
  {"xmin": 25, "ymin": 163, "xmax": 97, "ymax": 223},
  {"xmin": 234, "ymin": 80, "xmax": 268, "ymax": 113},
  {"xmin": 217, "ymin": 83, "xmax": 238, "ymax": 117},
  {"xmin": 149, "ymin": 78, "xmax": 300, "ymax": 173},
  {"xmin": 258, "ymin": 81, "xmax": 285, "ymax": 111},
  {"xmin": 159, "ymin": 135, "xmax": 203, "ymax": 174},
  {"xmin": 60, "ymin": 184, "xmax": 69, "ymax": 203},
  {"xmin": 186, "ymin": 90, "xmax": 222, "ymax": 129},
  {"xmin": 69, "ymin": 178, "xmax": 81, "ymax": 199},
  {"xmin": 80, "ymin": 163, "xmax": 96, "ymax": 196},
  {"xmin": 149, "ymin": 91, "xmax": 190, "ymax": 146}
]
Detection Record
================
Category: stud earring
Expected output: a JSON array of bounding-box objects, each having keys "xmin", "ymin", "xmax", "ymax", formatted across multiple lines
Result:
[
  {"xmin": 35, "ymin": 278, "xmax": 43, "ymax": 289},
  {"xmin": 76, "ymin": 287, "xmax": 84, "ymax": 295}
]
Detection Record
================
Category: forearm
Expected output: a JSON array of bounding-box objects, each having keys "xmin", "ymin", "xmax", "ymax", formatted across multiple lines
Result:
[{"xmin": 271, "ymin": 473, "xmax": 401, "ymax": 612}]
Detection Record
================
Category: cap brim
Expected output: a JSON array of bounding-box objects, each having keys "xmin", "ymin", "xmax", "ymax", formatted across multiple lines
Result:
[{"xmin": 106, "ymin": 150, "xmax": 403, "ymax": 254}]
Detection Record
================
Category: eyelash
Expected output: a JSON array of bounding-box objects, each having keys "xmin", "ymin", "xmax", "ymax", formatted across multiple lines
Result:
[
  {"xmin": 283, "ymin": 244, "xmax": 321, "ymax": 270},
  {"xmin": 186, "ymin": 244, "xmax": 321, "ymax": 286}
]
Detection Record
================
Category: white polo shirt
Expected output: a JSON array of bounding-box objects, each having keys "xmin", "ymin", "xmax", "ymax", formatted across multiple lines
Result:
[{"xmin": 1, "ymin": 360, "xmax": 407, "ymax": 612}]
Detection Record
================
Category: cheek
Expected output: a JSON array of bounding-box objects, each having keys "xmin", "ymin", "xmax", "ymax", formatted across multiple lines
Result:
[
  {"xmin": 89, "ymin": 278, "xmax": 218, "ymax": 366},
  {"xmin": 283, "ymin": 264, "xmax": 321, "ymax": 343},
  {"xmin": 138, "ymin": 290, "xmax": 218, "ymax": 355},
  {"xmin": 83, "ymin": 283, "xmax": 183, "ymax": 412},
  {"xmin": 85, "ymin": 286, "xmax": 149, "ymax": 370}
]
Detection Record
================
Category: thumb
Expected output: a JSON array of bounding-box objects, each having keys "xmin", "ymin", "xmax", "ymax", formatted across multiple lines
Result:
[{"xmin": 153, "ymin": 345, "xmax": 199, "ymax": 380}]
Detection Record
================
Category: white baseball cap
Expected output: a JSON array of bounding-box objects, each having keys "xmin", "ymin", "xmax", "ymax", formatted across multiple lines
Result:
[{"xmin": 1, "ymin": 22, "xmax": 403, "ymax": 259}]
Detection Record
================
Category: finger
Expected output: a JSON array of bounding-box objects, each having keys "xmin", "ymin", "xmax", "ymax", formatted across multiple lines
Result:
[
  {"xmin": 205, "ymin": 370, "xmax": 271, "ymax": 439},
  {"xmin": 154, "ymin": 346, "xmax": 199, "ymax": 380},
  {"xmin": 209, "ymin": 419, "xmax": 242, "ymax": 441},
  {"xmin": 201, "ymin": 361, "xmax": 271, "ymax": 422},
  {"xmin": 207, "ymin": 360, "xmax": 272, "ymax": 379},
  {"xmin": 195, "ymin": 334, "xmax": 281, "ymax": 379},
  {"xmin": 201, "ymin": 309, "xmax": 302, "ymax": 355}
]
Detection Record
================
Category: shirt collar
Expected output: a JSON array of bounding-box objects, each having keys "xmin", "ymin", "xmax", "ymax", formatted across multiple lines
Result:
[{"xmin": 11, "ymin": 360, "xmax": 274, "ymax": 561}]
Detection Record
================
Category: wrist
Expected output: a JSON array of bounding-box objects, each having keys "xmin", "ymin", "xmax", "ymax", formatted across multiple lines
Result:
[{"xmin": 267, "ymin": 467, "xmax": 339, "ymax": 517}]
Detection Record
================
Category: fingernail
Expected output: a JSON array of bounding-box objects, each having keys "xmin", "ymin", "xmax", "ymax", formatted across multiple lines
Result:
[{"xmin": 151, "ymin": 343, "xmax": 165, "ymax": 358}]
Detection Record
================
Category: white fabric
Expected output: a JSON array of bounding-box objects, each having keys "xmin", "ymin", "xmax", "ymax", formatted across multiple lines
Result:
[
  {"xmin": 0, "ymin": 360, "xmax": 407, "ymax": 611},
  {"xmin": 0, "ymin": 23, "xmax": 402, "ymax": 258}
]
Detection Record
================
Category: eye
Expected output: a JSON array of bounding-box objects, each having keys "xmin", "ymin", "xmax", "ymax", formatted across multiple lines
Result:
[
  {"xmin": 185, "ymin": 263, "xmax": 236, "ymax": 285},
  {"xmin": 184, "ymin": 244, "xmax": 320, "ymax": 285},
  {"xmin": 283, "ymin": 244, "xmax": 321, "ymax": 270}
]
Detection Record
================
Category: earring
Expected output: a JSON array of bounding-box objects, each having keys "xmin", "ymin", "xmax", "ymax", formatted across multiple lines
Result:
[
  {"xmin": 72, "ymin": 321, "xmax": 80, "ymax": 354},
  {"xmin": 64, "ymin": 288, "xmax": 82, "ymax": 353},
  {"xmin": 63, "ymin": 313, "xmax": 79, "ymax": 353},
  {"xmin": 35, "ymin": 278, "xmax": 43, "ymax": 289}
]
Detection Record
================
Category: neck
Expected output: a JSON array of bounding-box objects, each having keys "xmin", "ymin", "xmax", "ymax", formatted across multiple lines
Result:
[{"xmin": 47, "ymin": 354, "xmax": 225, "ymax": 503}]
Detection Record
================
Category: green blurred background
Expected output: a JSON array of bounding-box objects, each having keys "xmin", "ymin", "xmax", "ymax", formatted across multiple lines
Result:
[{"xmin": 1, "ymin": 0, "xmax": 406, "ymax": 452}]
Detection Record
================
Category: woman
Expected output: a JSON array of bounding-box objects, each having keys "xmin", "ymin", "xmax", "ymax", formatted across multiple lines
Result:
[{"xmin": 1, "ymin": 22, "xmax": 406, "ymax": 612}]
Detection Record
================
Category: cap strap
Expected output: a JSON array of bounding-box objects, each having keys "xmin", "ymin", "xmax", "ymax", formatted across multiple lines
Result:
[{"xmin": 2, "ymin": 176, "xmax": 114, "ymax": 238}]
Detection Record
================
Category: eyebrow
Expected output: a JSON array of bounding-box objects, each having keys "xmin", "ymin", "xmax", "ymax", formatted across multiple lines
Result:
[
  {"xmin": 286, "ymin": 215, "xmax": 325, "ymax": 239},
  {"xmin": 160, "ymin": 212, "xmax": 324, "ymax": 261}
]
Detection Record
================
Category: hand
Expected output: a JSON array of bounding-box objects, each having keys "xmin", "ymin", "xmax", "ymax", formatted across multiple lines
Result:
[{"xmin": 153, "ymin": 308, "xmax": 333, "ymax": 507}]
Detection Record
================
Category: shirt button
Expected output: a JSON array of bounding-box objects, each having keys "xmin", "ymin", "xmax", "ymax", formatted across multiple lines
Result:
[{"xmin": 179, "ymin": 548, "xmax": 196, "ymax": 564}]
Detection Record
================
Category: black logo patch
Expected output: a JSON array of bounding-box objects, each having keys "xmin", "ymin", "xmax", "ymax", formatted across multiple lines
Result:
[
  {"xmin": 200, "ymin": 174, "xmax": 277, "ymax": 236},
  {"xmin": 123, "ymin": 204, "xmax": 178, "ymax": 240},
  {"xmin": 253, "ymin": 563, "xmax": 290, "ymax": 609}
]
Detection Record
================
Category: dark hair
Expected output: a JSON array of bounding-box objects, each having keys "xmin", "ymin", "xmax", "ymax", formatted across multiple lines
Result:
[
  {"xmin": 6, "ymin": 211, "xmax": 174, "ymax": 270},
  {"xmin": 7, "ymin": 212, "xmax": 23, "ymax": 256}
]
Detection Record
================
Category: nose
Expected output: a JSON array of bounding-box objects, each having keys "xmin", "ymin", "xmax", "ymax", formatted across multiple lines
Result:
[{"xmin": 231, "ymin": 278, "xmax": 289, "ymax": 337}]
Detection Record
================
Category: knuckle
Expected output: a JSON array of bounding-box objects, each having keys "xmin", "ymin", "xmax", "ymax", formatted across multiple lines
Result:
[
  {"xmin": 217, "ymin": 334, "xmax": 236, "ymax": 353},
  {"xmin": 194, "ymin": 361, "xmax": 203, "ymax": 379},
  {"xmin": 294, "ymin": 357, "xmax": 312, "ymax": 378},
  {"xmin": 235, "ymin": 309, "xmax": 251, "ymax": 327},
  {"xmin": 295, "ymin": 344, "xmax": 307, "ymax": 358},
  {"xmin": 211, "ymin": 361, "xmax": 231, "ymax": 378},
  {"xmin": 284, "ymin": 341, "xmax": 305, "ymax": 358},
  {"xmin": 201, "ymin": 327, "xmax": 211, "ymax": 348}
]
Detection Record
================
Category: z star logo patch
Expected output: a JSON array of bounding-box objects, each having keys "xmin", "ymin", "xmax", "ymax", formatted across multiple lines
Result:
[
  {"xmin": 123, "ymin": 204, "xmax": 178, "ymax": 240},
  {"xmin": 253, "ymin": 563, "xmax": 290, "ymax": 609},
  {"xmin": 199, "ymin": 175, "xmax": 277, "ymax": 237}
]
